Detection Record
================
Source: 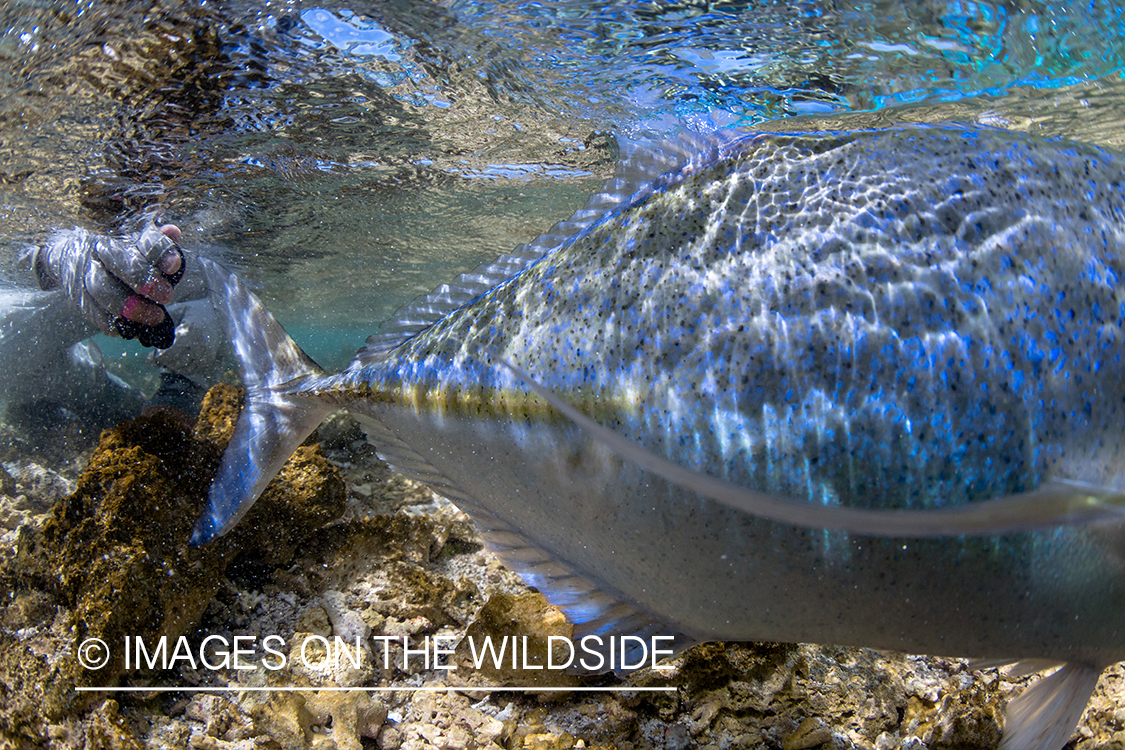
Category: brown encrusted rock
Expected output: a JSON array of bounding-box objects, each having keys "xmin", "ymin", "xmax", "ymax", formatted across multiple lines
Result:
[
  {"xmin": 194, "ymin": 383, "xmax": 347, "ymax": 565},
  {"xmin": 237, "ymin": 690, "xmax": 387, "ymax": 750},
  {"xmin": 235, "ymin": 442, "xmax": 348, "ymax": 566},
  {"xmin": 454, "ymin": 590, "xmax": 582, "ymax": 692},
  {"xmin": 0, "ymin": 384, "xmax": 345, "ymax": 744},
  {"xmin": 0, "ymin": 465, "xmax": 16, "ymax": 496},
  {"xmin": 297, "ymin": 513, "xmax": 483, "ymax": 627},
  {"xmin": 192, "ymin": 382, "xmax": 245, "ymax": 446}
]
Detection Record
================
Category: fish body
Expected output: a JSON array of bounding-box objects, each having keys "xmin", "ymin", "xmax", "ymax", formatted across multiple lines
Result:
[{"xmin": 196, "ymin": 125, "xmax": 1125, "ymax": 750}]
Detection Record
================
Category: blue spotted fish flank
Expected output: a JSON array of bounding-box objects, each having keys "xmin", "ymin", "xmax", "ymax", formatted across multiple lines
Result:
[
  {"xmin": 194, "ymin": 125, "xmax": 1125, "ymax": 750},
  {"xmin": 352, "ymin": 127, "xmax": 1125, "ymax": 512}
]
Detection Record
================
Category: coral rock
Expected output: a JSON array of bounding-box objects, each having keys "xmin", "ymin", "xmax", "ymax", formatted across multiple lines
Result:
[{"xmin": 0, "ymin": 384, "xmax": 346, "ymax": 742}]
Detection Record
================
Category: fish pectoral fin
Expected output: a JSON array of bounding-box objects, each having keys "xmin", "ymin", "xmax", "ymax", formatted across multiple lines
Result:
[
  {"xmin": 501, "ymin": 362, "xmax": 1125, "ymax": 537},
  {"xmin": 999, "ymin": 663, "xmax": 1102, "ymax": 750},
  {"xmin": 1030, "ymin": 478, "xmax": 1125, "ymax": 519}
]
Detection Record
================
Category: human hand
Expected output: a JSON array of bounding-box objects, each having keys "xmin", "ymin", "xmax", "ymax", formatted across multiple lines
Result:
[
  {"xmin": 148, "ymin": 298, "xmax": 228, "ymax": 384},
  {"xmin": 32, "ymin": 221, "xmax": 185, "ymax": 348}
]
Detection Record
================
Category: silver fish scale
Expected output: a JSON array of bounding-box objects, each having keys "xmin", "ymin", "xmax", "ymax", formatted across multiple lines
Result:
[
  {"xmin": 358, "ymin": 125, "xmax": 1125, "ymax": 514},
  {"xmin": 197, "ymin": 127, "xmax": 1125, "ymax": 739}
]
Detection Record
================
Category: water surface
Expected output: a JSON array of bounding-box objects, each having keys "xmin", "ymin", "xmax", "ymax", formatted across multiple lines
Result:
[{"xmin": 1, "ymin": 0, "xmax": 1123, "ymax": 370}]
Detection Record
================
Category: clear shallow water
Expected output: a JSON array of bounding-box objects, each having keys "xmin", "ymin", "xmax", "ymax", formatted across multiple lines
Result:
[{"xmin": 1, "ymin": 0, "xmax": 1125, "ymax": 372}]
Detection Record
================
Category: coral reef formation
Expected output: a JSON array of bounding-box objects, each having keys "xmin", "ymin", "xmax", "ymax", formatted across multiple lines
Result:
[{"xmin": 0, "ymin": 384, "xmax": 344, "ymax": 745}]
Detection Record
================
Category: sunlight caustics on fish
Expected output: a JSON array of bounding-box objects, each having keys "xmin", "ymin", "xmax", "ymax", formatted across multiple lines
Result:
[{"xmin": 194, "ymin": 124, "xmax": 1125, "ymax": 750}]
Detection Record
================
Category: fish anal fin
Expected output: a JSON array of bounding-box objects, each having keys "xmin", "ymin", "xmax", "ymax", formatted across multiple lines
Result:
[
  {"xmin": 1000, "ymin": 663, "xmax": 1102, "ymax": 750},
  {"xmin": 350, "ymin": 414, "xmax": 484, "ymax": 511},
  {"xmin": 351, "ymin": 412, "xmax": 694, "ymax": 675},
  {"xmin": 480, "ymin": 521, "xmax": 696, "ymax": 676},
  {"xmin": 971, "ymin": 659, "xmax": 1067, "ymax": 679}
]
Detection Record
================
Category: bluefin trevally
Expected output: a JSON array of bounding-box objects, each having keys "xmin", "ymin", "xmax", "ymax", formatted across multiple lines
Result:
[{"xmin": 192, "ymin": 124, "xmax": 1125, "ymax": 750}]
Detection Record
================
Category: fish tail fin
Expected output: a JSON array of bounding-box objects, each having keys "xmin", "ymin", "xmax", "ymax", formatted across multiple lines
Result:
[
  {"xmin": 999, "ymin": 663, "xmax": 1101, "ymax": 750},
  {"xmin": 190, "ymin": 259, "xmax": 332, "ymax": 546}
]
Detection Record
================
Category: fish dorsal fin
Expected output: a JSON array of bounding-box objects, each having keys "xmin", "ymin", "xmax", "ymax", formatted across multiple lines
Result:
[
  {"xmin": 356, "ymin": 131, "xmax": 740, "ymax": 363},
  {"xmin": 350, "ymin": 412, "xmax": 695, "ymax": 673}
]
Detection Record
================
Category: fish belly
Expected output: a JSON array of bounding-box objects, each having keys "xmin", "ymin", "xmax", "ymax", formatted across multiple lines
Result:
[{"xmin": 352, "ymin": 398, "xmax": 1125, "ymax": 666}]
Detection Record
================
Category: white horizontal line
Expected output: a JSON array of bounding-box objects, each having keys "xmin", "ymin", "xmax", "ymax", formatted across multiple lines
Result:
[{"xmin": 76, "ymin": 686, "xmax": 676, "ymax": 693}]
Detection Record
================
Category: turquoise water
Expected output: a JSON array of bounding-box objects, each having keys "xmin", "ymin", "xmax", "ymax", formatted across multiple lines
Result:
[{"xmin": 1, "ymin": 0, "xmax": 1125, "ymax": 374}]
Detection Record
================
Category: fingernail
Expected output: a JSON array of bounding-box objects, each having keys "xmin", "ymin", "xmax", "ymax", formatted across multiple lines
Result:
[
  {"xmin": 159, "ymin": 224, "xmax": 182, "ymax": 242},
  {"xmin": 138, "ymin": 274, "xmax": 173, "ymax": 304},
  {"xmin": 121, "ymin": 295, "xmax": 167, "ymax": 326},
  {"xmin": 157, "ymin": 248, "xmax": 182, "ymax": 276}
]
